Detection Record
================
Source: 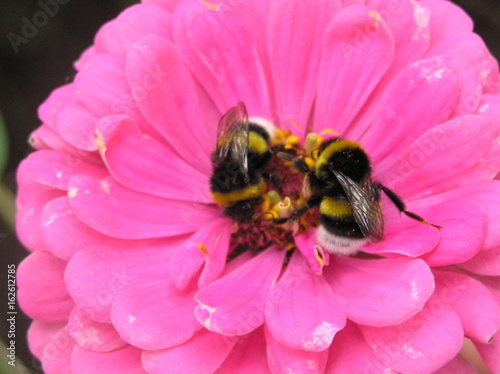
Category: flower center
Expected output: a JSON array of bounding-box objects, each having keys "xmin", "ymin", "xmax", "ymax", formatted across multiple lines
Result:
[{"xmin": 226, "ymin": 128, "xmax": 324, "ymax": 259}]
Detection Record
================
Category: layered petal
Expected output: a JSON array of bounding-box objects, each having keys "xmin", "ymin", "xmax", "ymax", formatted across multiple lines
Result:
[
  {"xmin": 169, "ymin": 218, "xmax": 231, "ymax": 290},
  {"xmin": 264, "ymin": 326, "xmax": 328, "ymax": 374},
  {"xmin": 142, "ymin": 329, "xmax": 238, "ymax": 374},
  {"xmin": 67, "ymin": 308, "xmax": 126, "ymax": 352},
  {"xmin": 18, "ymin": 251, "xmax": 73, "ymax": 322},
  {"xmin": 265, "ymin": 252, "xmax": 345, "ymax": 351},
  {"xmin": 71, "ymin": 345, "xmax": 147, "ymax": 374},
  {"xmin": 195, "ymin": 247, "xmax": 286, "ymax": 336},
  {"xmin": 65, "ymin": 239, "xmax": 181, "ymax": 322},
  {"xmin": 361, "ymin": 296, "xmax": 464, "ymax": 374},
  {"xmin": 68, "ymin": 175, "xmax": 219, "ymax": 239},
  {"xmin": 315, "ymin": 5, "xmax": 394, "ymax": 134},
  {"xmin": 268, "ymin": 0, "xmax": 341, "ymax": 130},
  {"xmin": 94, "ymin": 4, "xmax": 173, "ymax": 56},
  {"xmin": 434, "ymin": 270, "xmax": 500, "ymax": 344},
  {"xmin": 97, "ymin": 114, "xmax": 211, "ymax": 203},
  {"xmin": 126, "ymin": 34, "xmax": 214, "ymax": 173},
  {"xmin": 326, "ymin": 257, "xmax": 434, "ymax": 326}
]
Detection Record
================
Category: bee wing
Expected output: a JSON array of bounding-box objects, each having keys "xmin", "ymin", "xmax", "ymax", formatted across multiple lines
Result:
[
  {"xmin": 213, "ymin": 102, "xmax": 250, "ymax": 177},
  {"xmin": 333, "ymin": 170, "xmax": 385, "ymax": 242}
]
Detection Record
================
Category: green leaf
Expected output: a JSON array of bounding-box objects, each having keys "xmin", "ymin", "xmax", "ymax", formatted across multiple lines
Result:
[{"xmin": 0, "ymin": 112, "xmax": 8, "ymax": 177}]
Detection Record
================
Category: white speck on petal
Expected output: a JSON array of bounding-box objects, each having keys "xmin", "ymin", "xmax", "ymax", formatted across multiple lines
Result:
[
  {"xmin": 43, "ymin": 214, "xmax": 58, "ymax": 226},
  {"xmin": 128, "ymin": 315, "xmax": 136, "ymax": 323},
  {"xmin": 100, "ymin": 180, "xmax": 111, "ymax": 194},
  {"xmin": 56, "ymin": 171, "xmax": 63, "ymax": 179},
  {"xmin": 402, "ymin": 344, "xmax": 422, "ymax": 359},
  {"xmin": 198, "ymin": 304, "xmax": 219, "ymax": 332},
  {"xmin": 68, "ymin": 187, "xmax": 78, "ymax": 198},
  {"xmin": 301, "ymin": 321, "xmax": 336, "ymax": 350},
  {"xmin": 410, "ymin": 280, "xmax": 418, "ymax": 301},
  {"xmin": 421, "ymin": 67, "xmax": 445, "ymax": 81}
]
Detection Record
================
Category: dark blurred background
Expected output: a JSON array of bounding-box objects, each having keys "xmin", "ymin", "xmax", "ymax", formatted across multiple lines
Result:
[{"xmin": 0, "ymin": 0, "xmax": 499, "ymax": 373}]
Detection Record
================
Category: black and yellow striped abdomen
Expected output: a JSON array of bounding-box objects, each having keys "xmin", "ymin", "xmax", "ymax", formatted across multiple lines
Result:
[{"xmin": 319, "ymin": 196, "xmax": 366, "ymax": 239}]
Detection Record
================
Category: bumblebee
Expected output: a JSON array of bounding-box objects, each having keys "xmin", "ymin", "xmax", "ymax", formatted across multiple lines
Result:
[
  {"xmin": 210, "ymin": 102, "xmax": 275, "ymax": 223},
  {"xmin": 286, "ymin": 138, "xmax": 439, "ymax": 255}
]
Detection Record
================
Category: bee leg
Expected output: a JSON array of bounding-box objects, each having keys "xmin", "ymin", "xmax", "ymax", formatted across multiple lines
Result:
[
  {"xmin": 377, "ymin": 185, "xmax": 442, "ymax": 229},
  {"xmin": 288, "ymin": 194, "xmax": 322, "ymax": 223}
]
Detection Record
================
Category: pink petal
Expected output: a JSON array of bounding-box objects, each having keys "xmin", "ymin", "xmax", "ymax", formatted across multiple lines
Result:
[
  {"xmin": 28, "ymin": 321, "xmax": 66, "ymax": 360},
  {"xmin": 142, "ymin": 0, "xmax": 183, "ymax": 12},
  {"xmin": 460, "ymin": 246, "xmax": 500, "ymax": 276},
  {"xmin": 97, "ymin": 114, "xmax": 211, "ymax": 203},
  {"xmin": 434, "ymin": 270, "xmax": 500, "ymax": 344},
  {"xmin": 418, "ymin": 181, "xmax": 500, "ymax": 251},
  {"xmin": 65, "ymin": 239, "xmax": 181, "ymax": 323},
  {"xmin": 362, "ymin": 57, "xmax": 459, "ymax": 164},
  {"xmin": 41, "ymin": 197, "xmax": 125, "ymax": 260},
  {"xmin": 142, "ymin": 329, "xmax": 238, "ymax": 374},
  {"xmin": 361, "ymin": 296, "xmax": 464, "ymax": 374},
  {"xmin": 326, "ymin": 257, "xmax": 434, "ymax": 327},
  {"xmin": 432, "ymin": 354, "xmax": 477, "ymax": 374},
  {"xmin": 268, "ymin": 0, "xmax": 341, "ymax": 130},
  {"xmin": 71, "ymin": 345, "xmax": 147, "ymax": 374},
  {"xmin": 74, "ymin": 46, "xmax": 95, "ymax": 72},
  {"xmin": 216, "ymin": 328, "xmax": 270, "ymax": 374},
  {"xmin": 265, "ymin": 252, "xmax": 345, "ymax": 351},
  {"xmin": 326, "ymin": 322, "xmax": 397, "ymax": 374},
  {"xmin": 362, "ymin": 201, "xmax": 440, "ymax": 257},
  {"xmin": 315, "ymin": 5, "xmax": 394, "ymax": 134},
  {"xmin": 94, "ymin": 4, "xmax": 173, "ymax": 56},
  {"xmin": 111, "ymin": 277, "xmax": 199, "ymax": 350},
  {"xmin": 126, "ymin": 34, "xmax": 214, "ymax": 174},
  {"xmin": 28, "ymin": 125, "xmax": 101, "ymax": 163},
  {"xmin": 475, "ymin": 334, "xmax": 500, "ymax": 374},
  {"xmin": 419, "ymin": 200, "xmax": 487, "ymax": 267},
  {"xmin": 57, "ymin": 103, "xmax": 99, "ymax": 151},
  {"xmin": 295, "ymin": 230, "xmax": 330, "ymax": 275},
  {"xmin": 38, "ymin": 84, "xmax": 76, "ymax": 128},
  {"xmin": 20, "ymin": 150, "xmax": 108, "ymax": 191},
  {"xmin": 18, "ymin": 251, "xmax": 74, "ymax": 322},
  {"xmin": 264, "ymin": 326, "xmax": 328, "ymax": 374},
  {"xmin": 420, "ymin": 0, "xmax": 473, "ymax": 48},
  {"xmin": 377, "ymin": 116, "xmax": 499, "ymax": 200},
  {"xmin": 195, "ymin": 247, "xmax": 286, "ymax": 336},
  {"xmin": 68, "ymin": 308, "xmax": 126, "ymax": 352},
  {"xmin": 349, "ymin": 0, "xmax": 431, "ymax": 136},
  {"xmin": 68, "ymin": 175, "xmax": 219, "ymax": 239},
  {"xmin": 427, "ymin": 34, "xmax": 498, "ymax": 116},
  {"xmin": 478, "ymin": 94, "xmax": 500, "ymax": 126},
  {"xmin": 169, "ymin": 218, "xmax": 231, "ymax": 290},
  {"xmin": 16, "ymin": 189, "xmax": 63, "ymax": 251},
  {"xmin": 178, "ymin": 2, "xmax": 272, "ymax": 119},
  {"xmin": 41, "ymin": 327, "xmax": 75, "ymax": 374}
]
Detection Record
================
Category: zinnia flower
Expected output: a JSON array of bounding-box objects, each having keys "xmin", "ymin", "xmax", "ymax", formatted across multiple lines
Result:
[{"xmin": 16, "ymin": 0, "xmax": 500, "ymax": 373}]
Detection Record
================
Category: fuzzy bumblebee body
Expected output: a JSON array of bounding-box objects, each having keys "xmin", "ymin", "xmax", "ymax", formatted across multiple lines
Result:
[
  {"xmin": 210, "ymin": 103, "xmax": 275, "ymax": 223},
  {"xmin": 287, "ymin": 137, "xmax": 437, "ymax": 256}
]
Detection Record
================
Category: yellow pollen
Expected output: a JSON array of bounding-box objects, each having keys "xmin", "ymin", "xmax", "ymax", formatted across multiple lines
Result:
[
  {"xmin": 94, "ymin": 129, "xmax": 106, "ymax": 155},
  {"xmin": 285, "ymin": 135, "xmax": 300, "ymax": 145},
  {"xmin": 285, "ymin": 118, "xmax": 302, "ymax": 131},
  {"xmin": 314, "ymin": 247, "xmax": 325, "ymax": 267},
  {"xmin": 199, "ymin": 0, "xmax": 221, "ymax": 10},
  {"xmin": 320, "ymin": 128, "xmax": 341, "ymax": 136},
  {"xmin": 368, "ymin": 10, "xmax": 381, "ymax": 27},
  {"xmin": 197, "ymin": 243, "xmax": 209, "ymax": 257}
]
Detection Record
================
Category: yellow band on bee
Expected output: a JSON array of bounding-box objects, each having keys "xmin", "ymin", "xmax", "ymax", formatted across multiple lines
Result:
[
  {"xmin": 315, "ymin": 140, "xmax": 363, "ymax": 173},
  {"xmin": 320, "ymin": 197, "xmax": 352, "ymax": 217},
  {"xmin": 210, "ymin": 180, "xmax": 264, "ymax": 206},
  {"xmin": 248, "ymin": 132, "xmax": 269, "ymax": 154}
]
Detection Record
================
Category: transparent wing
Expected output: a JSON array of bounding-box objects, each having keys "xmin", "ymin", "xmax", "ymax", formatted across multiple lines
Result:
[
  {"xmin": 213, "ymin": 102, "xmax": 250, "ymax": 176},
  {"xmin": 333, "ymin": 170, "xmax": 385, "ymax": 242}
]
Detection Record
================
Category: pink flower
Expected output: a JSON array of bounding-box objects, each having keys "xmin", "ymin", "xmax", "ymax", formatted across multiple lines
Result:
[{"xmin": 16, "ymin": 0, "xmax": 500, "ymax": 373}]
